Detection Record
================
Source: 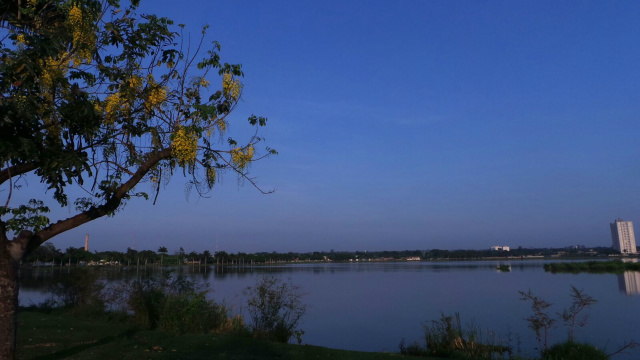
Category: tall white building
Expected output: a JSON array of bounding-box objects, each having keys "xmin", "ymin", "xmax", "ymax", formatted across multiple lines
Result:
[{"xmin": 610, "ymin": 219, "xmax": 637, "ymax": 254}]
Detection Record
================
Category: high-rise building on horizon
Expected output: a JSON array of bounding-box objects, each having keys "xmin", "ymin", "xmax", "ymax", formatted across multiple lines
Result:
[{"xmin": 610, "ymin": 219, "xmax": 637, "ymax": 254}]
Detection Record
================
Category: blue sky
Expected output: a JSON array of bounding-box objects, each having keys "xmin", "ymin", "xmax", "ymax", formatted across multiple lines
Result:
[{"xmin": 22, "ymin": 1, "xmax": 640, "ymax": 253}]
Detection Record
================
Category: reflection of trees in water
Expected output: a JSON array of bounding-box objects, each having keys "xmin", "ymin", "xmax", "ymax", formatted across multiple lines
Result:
[
  {"xmin": 19, "ymin": 266, "xmax": 241, "ymax": 291},
  {"xmin": 617, "ymin": 271, "xmax": 640, "ymax": 295},
  {"xmin": 19, "ymin": 267, "xmax": 79, "ymax": 290},
  {"xmin": 20, "ymin": 261, "xmax": 532, "ymax": 291},
  {"xmin": 21, "ymin": 260, "xmax": 598, "ymax": 294}
]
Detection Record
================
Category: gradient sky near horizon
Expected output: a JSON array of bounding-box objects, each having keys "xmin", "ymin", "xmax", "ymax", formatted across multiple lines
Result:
[{"xmin": 16, "ymin": 0, "xmax": 640, "ymax": 253}]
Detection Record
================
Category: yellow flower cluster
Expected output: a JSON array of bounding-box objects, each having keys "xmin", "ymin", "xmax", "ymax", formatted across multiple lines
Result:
[
  {"xmin": 205, "ymin": 119, "xmax": 227, "ymax": 138},
  {"xmin": 128, "ymin": 75, "xmax": 143, "ymax": 89},
  {"xmin": 172, "ymin": 127, "xmax": 198, "ymax": 166},
  {"xmin": 217, "ymin": 119, "xmax": 227, "ymax": 134},
  {"xmin": 222, "ymin": 73, "xmax": 240, "ymax": 100},
  {"xmin": 199, "ymin": 77, "xmax": 210, "ymax": 87},
  {"xmin": 148, "ymin": 86, "xmax": 167, "ymax": 108},
  {"xmin": 67, "ymin": 5, "xmax": 94, "ymax": 64},
  {"xmin": 40, "ymin": 56, "xmax": 71, "ymax": 90},
  {"xmin": 144, "ymin": 76, "xmax": 167, "ymax": 111},
  {"xmin": 14, "ymin": 34, "xmax": 27, "ymax": 51},
  {"xmin": 230, "ymin": 144, "xmax": 254, "ymax": 170},
  {"xmin": 68, "ymin": 5, "xmax": 82, "ymax": 26},
  {"xmin": 206, "ymin": 167, "xmax": 217, "ymax": 186},
  {"xmin": 98, "ymin": 74, "xmax": 168, "ymax": 122},
  {"xmin": 103, "ymin": 93, "xmax": 122, "ymax": 123}
]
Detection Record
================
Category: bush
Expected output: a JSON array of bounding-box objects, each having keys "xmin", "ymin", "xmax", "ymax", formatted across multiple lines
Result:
[
  {"xmin": 107, "ymin": 273, "xmax": 240, "ymax": 334},
  {"xmin": 399, "ymin": 339, "xmax": 429, "ymax": 357},
  {"xmin": 123, "ymin": 277, "xmax": 166, "ymax": 329},
  {"xmin": 245, "ymin": 276, "xmax": 307, "ymax": 344},
  {"xmin": 158, "ymin": 291, "xmax": 231, "ymax": 335},
  {"xmin": 47, "ymin": 268, "xmax": 105, "ymax": 316},
  {"xmin": 543, "ymin": 341, "xmax": 607, "ymax": 360}
]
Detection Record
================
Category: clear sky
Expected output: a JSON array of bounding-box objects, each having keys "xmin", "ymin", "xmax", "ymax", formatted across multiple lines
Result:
[{"xmin": 23, "ymin": 0, "xmax": 640, "ymax": 253}]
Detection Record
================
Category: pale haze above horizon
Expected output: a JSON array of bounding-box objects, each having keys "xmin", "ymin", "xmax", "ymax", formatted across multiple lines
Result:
[{"xmin": 16, "ymin": 0, "xmax": 640, "ymax": 254}]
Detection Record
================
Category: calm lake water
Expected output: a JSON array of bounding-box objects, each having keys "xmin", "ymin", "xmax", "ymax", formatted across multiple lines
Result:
[{"xmin": 18, "ymin": 260, "xmax": 640, "ymax": 358}]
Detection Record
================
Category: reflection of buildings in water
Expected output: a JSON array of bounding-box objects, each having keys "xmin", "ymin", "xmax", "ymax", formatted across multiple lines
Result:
[{"xmin": 617, "ymin": 271, "xmax": 640, "ymax": 295}]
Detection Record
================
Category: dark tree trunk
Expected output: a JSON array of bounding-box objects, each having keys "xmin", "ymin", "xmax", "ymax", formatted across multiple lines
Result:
[{"xmin": 0, "ymin": 246, "xmax": 20, "ymax": 360}]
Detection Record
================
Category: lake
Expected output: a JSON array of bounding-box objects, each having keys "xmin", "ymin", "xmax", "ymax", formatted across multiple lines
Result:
[{"xmin": 18, "ymin": 260, "xmax": 640, "ymax": 358}]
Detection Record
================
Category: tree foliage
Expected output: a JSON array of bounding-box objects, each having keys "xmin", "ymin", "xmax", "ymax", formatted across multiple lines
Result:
[
  {"xmin": 1, "ymin": 0, "xmax": 274, "ymax": 255},
  {"xmin": 0, "ymin": 1, "xmax": 274, "ymax": 357}
]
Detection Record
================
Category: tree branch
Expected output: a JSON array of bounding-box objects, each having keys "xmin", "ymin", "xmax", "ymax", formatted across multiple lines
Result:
[
  {"xmin": 2, "ymin": 166, "xmax": 12, "ymax": 209},
  {"xmin": 0, "ymin": 163, "xmax": 37, "ymax": 186},
  {"xmin": 12, "ymin": 148, "xmax": 173, "ymax": 257},
  {"xmin": 606, "ymin": 341, "xmax": 640, "ymax": 358}
]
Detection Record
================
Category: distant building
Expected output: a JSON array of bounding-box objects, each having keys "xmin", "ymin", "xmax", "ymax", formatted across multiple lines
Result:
[
  {"xmin": 490, "ymin": 246, "xmax": 510, "ymax": 252},
  {"xmin": 610, "ymin": 219, "xmax": 637, "ymax": 254}
]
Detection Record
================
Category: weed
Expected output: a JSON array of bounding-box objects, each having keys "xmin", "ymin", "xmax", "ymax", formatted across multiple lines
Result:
[
  {"xmin": 399, "ymin": 313, "xmax": 510, "ymax": 359},
  {"xmin": 398, "ymin": 339, "xmax": 429, "ymax": 357},
  {"xmin": 424, "ymin": 313, "xmax": 510, "ymax": 359}
]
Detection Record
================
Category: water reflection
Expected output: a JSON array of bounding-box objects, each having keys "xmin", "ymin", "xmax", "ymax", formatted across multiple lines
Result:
[{"xmin": 617, "ymin": 271, "xmax": 640, "ymax": 295}]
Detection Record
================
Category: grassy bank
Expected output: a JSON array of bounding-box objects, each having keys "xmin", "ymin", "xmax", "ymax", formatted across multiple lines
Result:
[
  {"xmin": 544, "ymin": 260, "xmax": 640, "ymax": 274},
  {"xmin": 17, "ymin": 310, "xmax": 408, "ymax": 360}
]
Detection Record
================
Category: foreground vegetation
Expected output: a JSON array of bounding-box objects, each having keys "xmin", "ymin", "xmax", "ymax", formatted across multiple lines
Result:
[
  {"xmin": 18, "ymin": 307, "xmax": 631, "ymax": 360},
  {"xmin": 399, "ymin": 287, "xmax": 637, "ymax": 360},
  {"xmin": 36, "ymin": 270, "xmax": 307, "ymax": 346},
  {"xmin": 544, "ymin": 260, "xmax": 640, "ymax": 274},
  {"xmin": 17, "ymin": 310, "xmax": 404, "ymax": 360},
  {"xmin": 17, "ymin": 272, "xmax": 378, "ymax": 359},
  {"xmin": 18, "ymin": 269, "xmax": 639, "ymax": 360}
]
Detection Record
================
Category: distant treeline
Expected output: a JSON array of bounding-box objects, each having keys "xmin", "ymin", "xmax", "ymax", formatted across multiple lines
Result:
[
  {"xmin": 544, "ymin": 260, "xmax": 640, "ymax": 273},
  {"xmin": 23, "ymin": 243, "xmax": 622, "ymax": 267}
]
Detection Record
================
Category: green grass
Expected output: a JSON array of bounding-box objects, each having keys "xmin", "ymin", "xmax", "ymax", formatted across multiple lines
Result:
[
  {"xmin": 543, "ymin": 260, "xmax": 640, "ymax": 274},
  {"xmin": 17, "ymin": 310, "xmax": 412, "ymax": 360}
]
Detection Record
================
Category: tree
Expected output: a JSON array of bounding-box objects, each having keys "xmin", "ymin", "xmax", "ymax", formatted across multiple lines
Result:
[
  {"xmin": 559, "ymin": 286, "xmax": 597, "ymax": 342},
  {"xmin": 519, "ymin": 289, "xmax": 556, "ymax": 354},
  {"xmin": 214, "ymin": 250, "xmax": 230, "ymax": 263},
  {"xmin": 158, "ymin": 245, "xmax": 168, "ymax": 265},
  {"xmin": 245, "ymin": 276, "xmax": 307, "ymax": 344},
  {"xmin": 65, "ymin": 246, "xmax": 95, "ymax": 263},
  {"xmin": 0, "ymin": 1, "xmax": 275, "ymax": 357},
  {"xmin": 24, "ymin": 242, "xmax": 62, "ymax": 263}
]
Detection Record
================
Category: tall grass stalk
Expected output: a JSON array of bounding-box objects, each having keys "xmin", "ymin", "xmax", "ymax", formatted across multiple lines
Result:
[{"xmin": 400, "ymin": 312, "xmax": 510, "ymax": 359}]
